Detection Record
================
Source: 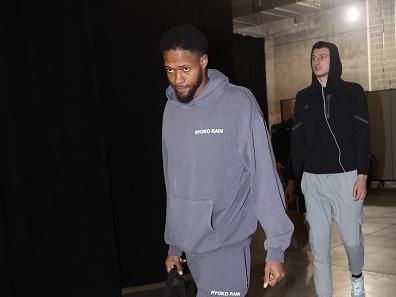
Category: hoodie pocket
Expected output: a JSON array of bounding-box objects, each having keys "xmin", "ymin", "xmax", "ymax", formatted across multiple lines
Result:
[{"xmin": 165, "ymin": 196, "xmax": 220, "ymax": 254}]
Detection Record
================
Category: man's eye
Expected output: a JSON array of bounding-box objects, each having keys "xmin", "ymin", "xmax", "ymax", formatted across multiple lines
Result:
[
  {"xmin": 183, "ymin": 67, "xmax": 190, "ymax": 72},
  {"xmin": 166, "ymin": 68, "xmax": 174, "ymax": 73}
]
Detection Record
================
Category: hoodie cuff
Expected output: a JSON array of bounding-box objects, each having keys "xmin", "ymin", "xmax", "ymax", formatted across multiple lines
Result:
[
  {"xmin": 265, "ymin": 247, "xmax": 285, "ymax": 262},
  {"xmin": 168, "ymin": 245, "xmax": 183, "ymax": 256},
  {"xmin": 357, "ymin": 169, "xmax": 369, "ymax": 175}
]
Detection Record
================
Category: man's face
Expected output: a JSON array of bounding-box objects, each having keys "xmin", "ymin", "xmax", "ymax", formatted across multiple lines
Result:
[
  {"xmin": 311, "ymin": 47, "xmax": 330, "ymax": 79},
  {"xmin": 163, "ymin": 49, "xmax": 208, "ymax": 104}
]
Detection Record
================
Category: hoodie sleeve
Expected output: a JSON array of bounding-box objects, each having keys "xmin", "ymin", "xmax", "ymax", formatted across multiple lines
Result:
[
  {"xmin": 241, "ymin": 92, "xmax": 294, "ymax": 262},
  {"xmin": 290, "ymin": 92, "xmax": 305, "ymax": 179},
  {"xmin": 162, "ymin": 112, "xmax": 183, "ymax": 257},
  {"xmin": 352, "ymin": 84, "xmax": 371, "ymax": 175}
]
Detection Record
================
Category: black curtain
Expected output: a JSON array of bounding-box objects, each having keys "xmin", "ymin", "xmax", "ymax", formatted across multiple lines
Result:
[
  {"xmin": 3, "ymin": 1, "xmax": 120, "ymax": 296},
  {"xmin": 2, "ymin": 0, "xmax": 234, "ymax": 294},
  {"xmin": 233, "ymin": 34, "xmax": 268, "ymax": 122}
]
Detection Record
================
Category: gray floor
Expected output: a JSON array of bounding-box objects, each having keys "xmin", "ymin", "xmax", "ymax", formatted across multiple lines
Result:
[
  {"xmin": 248, "ymin": 185, "xmax": 396, "ymax": 297},
  {"xmin": 123, "ymin": 185, "xmax": 396, "ymax": 297}
]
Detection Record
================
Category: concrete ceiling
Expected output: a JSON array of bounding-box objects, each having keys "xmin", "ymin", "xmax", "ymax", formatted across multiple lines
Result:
[{"xmin": 232, "ymin": 0, "xmax": 364, "ymax": 28}]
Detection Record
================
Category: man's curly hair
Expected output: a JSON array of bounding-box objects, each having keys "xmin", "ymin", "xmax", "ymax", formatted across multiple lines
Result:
[{"xmin": 160, "ymin": 24, "xmax": 208, "ymax": 54}]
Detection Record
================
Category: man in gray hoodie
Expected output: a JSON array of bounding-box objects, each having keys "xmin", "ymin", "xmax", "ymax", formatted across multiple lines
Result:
[{"xmin": 160, "ymin": 24, "xmax": 293, "ymax": 297}]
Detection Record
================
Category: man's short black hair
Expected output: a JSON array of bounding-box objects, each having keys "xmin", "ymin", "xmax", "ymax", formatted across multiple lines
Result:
[{"xmin": 160, "ymin": 24, "xmax": 208, "ymax": 54}]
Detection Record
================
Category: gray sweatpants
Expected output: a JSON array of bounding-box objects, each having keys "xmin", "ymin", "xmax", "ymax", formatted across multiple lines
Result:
[
  {"xmin": 186, "ymin": 243, "xmax": 251, "ymax": 297},
  {"xmin": 301, "ymin": 171, "xmax": 364, "ymax": 297}
]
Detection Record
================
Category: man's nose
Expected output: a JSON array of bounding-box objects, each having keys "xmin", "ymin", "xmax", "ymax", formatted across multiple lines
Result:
[{"xmin": 175, "ymin": 71, "xmax": 184, "ymax": 84}]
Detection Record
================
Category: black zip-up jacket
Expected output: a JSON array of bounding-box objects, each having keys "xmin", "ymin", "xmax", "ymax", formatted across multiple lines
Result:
[{"xmin": 291, "ymin": 42, "xmax": 371, "ymax": 177}]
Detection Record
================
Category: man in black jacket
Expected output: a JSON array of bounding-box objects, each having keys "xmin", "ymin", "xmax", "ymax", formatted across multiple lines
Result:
[{"xmin": 291, "ymin": 41, "xmax": 370, "ymax": 297}]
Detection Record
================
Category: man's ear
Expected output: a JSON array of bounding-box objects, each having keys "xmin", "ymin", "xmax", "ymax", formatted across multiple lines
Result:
[{"xmin": 200, "ymin": 54, "xmax": 208, "ymax": 68}]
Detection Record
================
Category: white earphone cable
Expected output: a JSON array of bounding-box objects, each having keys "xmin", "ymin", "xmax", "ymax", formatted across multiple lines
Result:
[{"xmin": 320, "ymin": 83, "xmax": 346, "ymax": 173}]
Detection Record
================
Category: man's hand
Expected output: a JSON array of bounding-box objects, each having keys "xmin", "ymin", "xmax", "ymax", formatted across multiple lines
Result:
[
  {"xmin": 353, "ymin": 174, "xmax": 367, "ymax": 200},
  {"xmin": 285, "ymin": 180, "xmax": 297, "ymax": 205},
  {"xmin": 165, "ymin": 255, "xmax": 186, "ymax": 275},
  {"xmin": 263, "ymin": 261, "xmax": 285, "ymax": 288},
  {"xmin": 276, "ymin": 162, "xmax": 284, "ymax": 175}
]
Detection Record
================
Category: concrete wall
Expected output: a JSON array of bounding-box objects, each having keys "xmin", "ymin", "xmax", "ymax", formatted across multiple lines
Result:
[
  {"xmin": 368, "ymin": 0, "xmax": 396, "ymax": 90},
  {"xmin": 234, "ymin": 0, "xmax": 396, "ymax": 127}
]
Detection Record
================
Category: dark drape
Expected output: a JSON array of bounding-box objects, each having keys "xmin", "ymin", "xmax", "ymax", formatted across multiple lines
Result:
[
  {"xmin": 232, "ymin": 34, "xmax": 268, "ymax": 122},
  {"xmin": 3, "ymin": 1, "xmax": 120, "ymax": 296},
  {"xmin": 2, "ymin": 0, "xmax": 234, "ymax": 295}
]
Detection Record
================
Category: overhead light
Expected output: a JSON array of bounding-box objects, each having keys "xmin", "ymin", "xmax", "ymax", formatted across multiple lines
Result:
[{"xmin": 347, "ymin": 7, "xmax": 359, "ymax": 22}]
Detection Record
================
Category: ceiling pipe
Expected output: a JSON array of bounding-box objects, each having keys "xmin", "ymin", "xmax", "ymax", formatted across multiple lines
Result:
[{"xmin": 260, "ymin": 0, "xmax": 321, "ymax": 11}]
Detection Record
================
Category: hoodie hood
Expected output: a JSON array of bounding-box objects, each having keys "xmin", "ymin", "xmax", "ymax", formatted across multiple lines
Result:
[
  {"xmin": 311, "ymin": 41, "xmax": 342, "ymax": 89},
  {"xmin": 166, "ymin": 69, "xmax": 229, "ymax": 106}
]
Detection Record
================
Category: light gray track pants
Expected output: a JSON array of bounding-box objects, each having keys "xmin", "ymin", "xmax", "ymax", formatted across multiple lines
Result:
[{"xmin": 301, "ymin": 171, "xmax": 364, "ymax": 297}]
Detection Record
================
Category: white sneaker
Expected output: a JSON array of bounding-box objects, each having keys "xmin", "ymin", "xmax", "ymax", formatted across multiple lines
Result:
[{"xmin": 351, "ymin": 275, "xmax": 365, "ymax": 297}]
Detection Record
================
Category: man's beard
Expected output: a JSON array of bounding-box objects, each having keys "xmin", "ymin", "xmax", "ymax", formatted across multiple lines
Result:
[{"xmin": 174, "ymin": 70, "xmax": 203, "ymax": 104}]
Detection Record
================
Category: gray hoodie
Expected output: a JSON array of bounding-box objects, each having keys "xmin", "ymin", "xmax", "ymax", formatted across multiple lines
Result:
[{"xmin": 162, "ymin": 69, "xmax": 293, "ymax": 261}]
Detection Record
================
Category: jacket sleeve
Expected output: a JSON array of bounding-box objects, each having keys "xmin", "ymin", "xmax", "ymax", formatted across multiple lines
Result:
[
  {"xmin": 290, "ymin": 92, "xmax": 305, "ymax": 179},
  {"xmin": 241, "ymin": 95, "xmax": 294, "ymax": 262},
  {"xmin": 162, "ymin": 115, "xmax": 183, "ymax": 257},
  {"xmin": 352, "ymin": 84, "xmax": 371, "ymax": 175}
]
